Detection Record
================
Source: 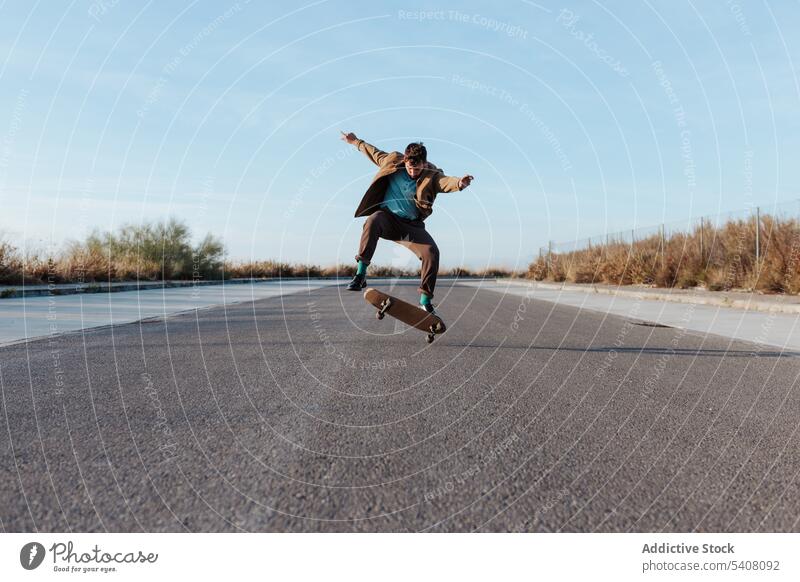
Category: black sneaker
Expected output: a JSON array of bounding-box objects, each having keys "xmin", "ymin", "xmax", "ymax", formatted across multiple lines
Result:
[
  {"xmin": 346, "ymin": 273, "xmax": 366, "ymax": 291},
  {"xmin": 419, "ymin": 302, "xmax": 436, "ymax": 316}
]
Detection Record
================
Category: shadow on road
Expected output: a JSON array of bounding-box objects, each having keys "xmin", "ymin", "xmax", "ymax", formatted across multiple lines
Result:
[{"xmin": 453, "ymin": 344, "xmax": 799, "ymax": 358}]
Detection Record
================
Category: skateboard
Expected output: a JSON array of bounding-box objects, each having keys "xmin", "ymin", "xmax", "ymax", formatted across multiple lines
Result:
[{"xmin": 363, "ymin": 287, "xmax": 446, "ymax": 343}]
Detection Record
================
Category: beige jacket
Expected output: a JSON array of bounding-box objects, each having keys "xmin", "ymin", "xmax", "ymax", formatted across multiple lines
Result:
[{"xmin": 352, "ymin": 139, "xmax": 464, "ymax": 221}]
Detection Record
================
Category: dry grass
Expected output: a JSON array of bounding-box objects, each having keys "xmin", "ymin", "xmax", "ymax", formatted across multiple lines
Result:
[
  {"xmin": 528, "ymin": 214, "xmax": 800, "ymax": 294},
  {"xmin": 0, "ymin": 240, "xmax": 26, "ymax": 284},
  {"xmin": 0, "ymin": 222, "xmax": 517, "ymax": 285},
  {"xmin": 443, "ymin": 266, "xmax": 517, "ymax": 278}
]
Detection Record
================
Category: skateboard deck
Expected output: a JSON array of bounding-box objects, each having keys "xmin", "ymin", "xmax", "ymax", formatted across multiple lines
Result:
[{"xmin": 363, "ymin": 287, "xmax": 446, "ymax": 343}]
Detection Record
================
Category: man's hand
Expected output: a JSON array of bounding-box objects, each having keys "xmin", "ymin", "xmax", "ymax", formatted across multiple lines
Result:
[
  {"xmin": 458, "ymin": 175, "xmax": 474, "ymax": 189},
  {"xmin": 340, "ymin": 131, "xmax": 359, "ymax": 145}
]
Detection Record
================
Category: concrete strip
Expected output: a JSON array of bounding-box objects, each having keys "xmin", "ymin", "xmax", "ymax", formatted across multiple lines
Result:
[
  {"xmin": 0, "ymin": 276, "xmax": 493, "ymax": 299},
  {"xmin": 460, "ymin": 280, "xmax": 800, "ymax": 353},
  {"xmin": 495, "ymin": 279, "xmax": 800, "ymax": 314},
  {"xmin": 0, "ymin": 277, "xmax": 347, "ymax": 299},
  {"xmin": 0, "ymin": 280, "xmax": 342, "ymax": 345}
]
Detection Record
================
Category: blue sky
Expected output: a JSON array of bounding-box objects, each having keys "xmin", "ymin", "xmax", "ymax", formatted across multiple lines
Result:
[{"xmin": 1, "ymin": 0, "xmax": 799, "ymax": 270}]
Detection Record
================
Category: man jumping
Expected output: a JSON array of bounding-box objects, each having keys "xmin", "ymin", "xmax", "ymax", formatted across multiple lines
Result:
[{"xmin": 340, "ymin": 131, "xmax": 474, "ymax": 318}]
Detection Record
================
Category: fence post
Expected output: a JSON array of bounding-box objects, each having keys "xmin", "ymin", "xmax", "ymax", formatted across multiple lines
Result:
[
  {"xmin": 699, "ymin": 217, "xmax": 704, "ymax": 262},
  {"xmin": 755, "ymin": 206, "xmax": 761, "ymax": 266},
  {"xmin": 539, "ymin": 248, "xmax": 545, "ymax": 278}
]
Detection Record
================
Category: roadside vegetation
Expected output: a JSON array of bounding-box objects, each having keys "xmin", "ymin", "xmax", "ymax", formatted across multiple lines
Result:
[
  {"xmin": 225, "ymin": 262, "xmax": 515, "ymax": 279},
  {"xmin": 1, "ymin": 219, "xmax": 224, "ymax": 285},
  {"xmin": 0, "ymin": 219, "xmax": 515, "ymax": 285},
  {"xmin": 527, "ymin": 214, "xmax": 800, "ymax": 294}
]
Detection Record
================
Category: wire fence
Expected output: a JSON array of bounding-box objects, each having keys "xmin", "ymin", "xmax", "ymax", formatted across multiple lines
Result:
[{"xmin": 532, "ymin": 199, "xmax": 800, "ymax": 292}]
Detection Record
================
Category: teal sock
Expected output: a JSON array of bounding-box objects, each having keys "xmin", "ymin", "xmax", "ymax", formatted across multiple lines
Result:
[
  {"xmin": 356, "ymin": 261, "xmax": 367, "ymax": 276},
  {"xmin": 420, "ymin": 293, "xmax": 431, "ymax": 306}
]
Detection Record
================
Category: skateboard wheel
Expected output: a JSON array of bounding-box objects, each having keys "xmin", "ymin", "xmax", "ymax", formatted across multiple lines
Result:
[{"xmin": 376, "ymin": 298, "xmax": 392, "ymax": 320}]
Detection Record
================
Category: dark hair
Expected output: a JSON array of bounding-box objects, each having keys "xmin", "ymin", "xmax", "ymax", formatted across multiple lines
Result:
[{"xmin": 404, "ymin": 142, "xmax": 427, "ymax": 164}]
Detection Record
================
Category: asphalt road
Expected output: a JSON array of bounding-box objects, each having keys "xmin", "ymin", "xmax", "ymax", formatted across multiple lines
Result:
[{"xmin": 2, "ymin": 281, "xmax": 799, "ymax": 532}]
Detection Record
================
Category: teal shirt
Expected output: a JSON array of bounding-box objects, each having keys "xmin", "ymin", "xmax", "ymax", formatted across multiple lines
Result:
[{"xmin": 381, "ymin": 169, "xmax": 419, "ymax": 220}]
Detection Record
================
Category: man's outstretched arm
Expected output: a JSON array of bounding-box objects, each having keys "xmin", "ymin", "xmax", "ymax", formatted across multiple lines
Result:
[
  {"xmin": 340, "ymin": 131, "xmax": 391, "ymax": 167},
  {"xmin": 437, "ymin": 173, "xmax": 474, "ymax": 193}
]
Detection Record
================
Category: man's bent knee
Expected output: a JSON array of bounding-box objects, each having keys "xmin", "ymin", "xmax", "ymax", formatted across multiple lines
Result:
[{"xmin": 420, "ymin": 246, "xmax": 440, "ymax": 263}]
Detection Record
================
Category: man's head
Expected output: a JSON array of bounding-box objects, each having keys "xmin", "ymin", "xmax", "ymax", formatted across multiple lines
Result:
[{"xmin": 403, "ymin": 142, "xmax": 427, "ymax": 179}]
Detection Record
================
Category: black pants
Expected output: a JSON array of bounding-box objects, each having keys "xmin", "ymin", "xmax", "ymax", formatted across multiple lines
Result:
[{"xmin": 355, "ymin": 210, "xmax": 439, "ymax": 298}]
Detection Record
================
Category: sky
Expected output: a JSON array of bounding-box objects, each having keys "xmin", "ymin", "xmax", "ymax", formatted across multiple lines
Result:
[{"xmin": 1, "ymin": 0, "xmax": 799, "ymax": 271}]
